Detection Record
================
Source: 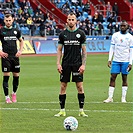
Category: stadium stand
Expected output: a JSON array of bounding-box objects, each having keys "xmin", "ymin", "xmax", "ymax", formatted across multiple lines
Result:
[{"xmin": 0, "ymin": 0, "xmax": 133, "ymax": 36}]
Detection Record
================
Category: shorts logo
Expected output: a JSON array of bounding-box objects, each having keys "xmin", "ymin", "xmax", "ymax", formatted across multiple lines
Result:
[
  {"xmin": 72, "ymin": 72, "xmax": 80, "ymax": 76},
  {"xmin": 15, "ymin": 65, "xmax": 20, "ymax": 68},
  {"xmin": 4, "ymin": 67, "xmax": 7, "ymax": 71}
]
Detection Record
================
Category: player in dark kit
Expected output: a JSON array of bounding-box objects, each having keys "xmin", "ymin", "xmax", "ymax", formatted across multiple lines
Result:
[
  {"xmin": 54, "ymin": 12, "xmax": 88, "ymax": 117},
  {"xmin": 0, "ymin": 14, "xmax": 24, "ymax": 103}
]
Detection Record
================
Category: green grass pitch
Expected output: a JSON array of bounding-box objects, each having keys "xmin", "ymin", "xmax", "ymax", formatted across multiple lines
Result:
[{"xmin": 0, "ymin": 54, "xmax": 132, "ymax": 133}]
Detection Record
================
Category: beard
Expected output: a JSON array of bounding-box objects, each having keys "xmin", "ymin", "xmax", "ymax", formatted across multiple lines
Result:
[{"xmin": 69, "ymin": 24, "xmax": 74, "ymax": 29}]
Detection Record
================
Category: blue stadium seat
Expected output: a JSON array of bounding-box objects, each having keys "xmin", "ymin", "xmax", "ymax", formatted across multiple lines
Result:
[
  {"xmin": 83, "ymin": 12, "xmax": 88, "ymax": 18},
  {"xmin": 77, "ymin": 6, "xmax": 82, "ymax": 12}
]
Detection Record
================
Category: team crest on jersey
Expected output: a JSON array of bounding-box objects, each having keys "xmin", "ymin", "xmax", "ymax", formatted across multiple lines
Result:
[
  {"xmin": 76, "ymin": 34, "xmax": 81, "ymax": 38},
  {"xmin": 14, "ymin": 31, "xmax": 17, "ymax": 34},
  {"xmin": 120, "ymin": 39, "xmax": 123, "ymax": 43}
]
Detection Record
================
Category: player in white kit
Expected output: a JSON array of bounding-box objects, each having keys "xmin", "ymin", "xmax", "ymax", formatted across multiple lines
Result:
[{"xmin": 103, "ymin": 20, "xmax": 133, "ymax": 103}]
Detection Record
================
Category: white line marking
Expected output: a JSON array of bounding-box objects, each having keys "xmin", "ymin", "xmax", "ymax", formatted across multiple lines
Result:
[
  {"xmin": 0, "ymin": 101, "xmax": 133, "ymax": 104},
  {"xmin": 0, "ymin": 108, "xmax": 132, "ymax": 113}
]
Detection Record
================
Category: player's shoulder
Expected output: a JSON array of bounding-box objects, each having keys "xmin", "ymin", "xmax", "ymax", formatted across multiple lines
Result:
[
  {"xmin": 77, "ymin": 28, "xmax": 85, "ymax": 33},
  {"xmin": 112, "ymin": 31, "xmax": 120, "ymax": 36}
]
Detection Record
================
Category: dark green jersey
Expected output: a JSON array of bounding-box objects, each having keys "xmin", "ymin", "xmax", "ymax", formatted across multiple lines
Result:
[
  {"xmin": 58, "ymin": 28, "xmax": 86, "ymax": 66},
  {"xmin": 0, "ymin": 26, "xmax": 21, "ymax": 56}
]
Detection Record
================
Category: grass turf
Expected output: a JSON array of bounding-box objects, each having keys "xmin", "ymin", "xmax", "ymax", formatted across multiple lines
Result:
[{"xmin": 0, "ymin": 54, "xmax": 132, "ymax": 133}]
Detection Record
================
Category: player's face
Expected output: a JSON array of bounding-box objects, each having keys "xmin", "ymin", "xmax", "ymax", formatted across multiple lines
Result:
[
  {"xmin": 67, "ymin": 14, "xmax": 77, "ymax": 29},
  {"xmin": 120, "ymin": 22, "xmax": 128, "ymax": 33},
  {"xmin": 4, "ymin": 16, "xmax": 14, "ymax": 28}
]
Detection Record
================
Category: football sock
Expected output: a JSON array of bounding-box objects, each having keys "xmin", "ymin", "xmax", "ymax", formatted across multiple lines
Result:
[
  {"xmin": 5, "ymin": 95, "xmax": 10, "ymax": 100},
  {"xmin": 108, "ymin": 86, "xmax": 115, "ymax": 99},
  {"xmin": 59, "ymin": 94, "xmax": 66, "ymax": 109},
  {"xmin": 3, "ymin": 76, "xmax": 9, "ymax": 96},
  {"xmin": 78, "ymin": 93, "xmax": 85, "ymax": 108},
  {"xmin": 79, "ymin": 108, "xmax": 83, "ymax": 112},
  {"xmin": 122, "ymin": 86, "xmax": 128, "ymax": 99},
  {"xmin": 13, "ymin": 76, "xmax": 19, "ymax": 93}
]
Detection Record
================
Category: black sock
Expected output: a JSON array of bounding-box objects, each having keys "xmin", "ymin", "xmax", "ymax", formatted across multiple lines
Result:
[
  {"xmin": 59, "ymin": 94, "xmax": 66, "ymax": 109},
  {"xmin": 13, "ymin": 76, "xmax": 19, "ymax": 93},
  {"xmin": 3, "ymin": 76, "xmax": 9, "ymax": 96},
  {"xmin": 78, "ymin": 93, "xmax": 85, "ymax": 108}
]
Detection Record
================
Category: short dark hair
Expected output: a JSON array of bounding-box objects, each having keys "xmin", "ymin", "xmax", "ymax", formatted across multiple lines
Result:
[
  {"xmin": 4, "ymin": 14, "xmax": 13, "ymax": 18},
  {"xmin": 68, "ymin": 12, "xmax": 76, "ymax": 16}
]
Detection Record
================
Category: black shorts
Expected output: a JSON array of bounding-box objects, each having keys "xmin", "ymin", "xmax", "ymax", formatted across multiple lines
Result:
[
  {"xmin": 60, "ymin": 64, "xmax": 83, "ymax": 82},
  {"xmin": 1, "ymin": 57, "xmax": 20, "ymax": 72}
]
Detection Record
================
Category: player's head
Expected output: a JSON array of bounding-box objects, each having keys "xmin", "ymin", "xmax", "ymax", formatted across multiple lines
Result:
[
  {"xmin": 67, "ymin": 12, "xmax": 77, "ymax": 30},
  {"xmin": 4, "ymin": 14, "xmax": 14, "ymax": 28},
  {"xmin": 120, "ymin": 20, "xmax": 128, "ymax": 34}
]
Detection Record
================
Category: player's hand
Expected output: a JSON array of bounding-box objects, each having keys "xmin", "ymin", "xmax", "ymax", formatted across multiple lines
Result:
[
  {"xmin": 79, "ymin": 65, "xmax": 85, "ymax": 74},
  {"xmin": 57, "ymin": 64, "xmax": 62, "ymax": 74},
  {"xmin": 108, "ymin": 61, "xmax": 111, "ymax": 68},
  {"xmin": 0, "ymin": 51, "xmax": 8, "ymax": 58},
  {"xmin": 127, "ymin": 64, "xmax": 132, "ymax": 72},
  {"xmin": 16, "ymin": 51, "xmax": 22, "ymax": 57}
]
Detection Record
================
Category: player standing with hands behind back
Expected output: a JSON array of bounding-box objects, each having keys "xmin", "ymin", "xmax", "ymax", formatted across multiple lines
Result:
[
  {"xmin": 104, "ymin": 20, "xmax": 133, "ymax": 103},
  {"xmin": 0, "ymin": 14, "xmax": 24, "ymax": 103},
  {"xmin": 54, "ymin": 12, "xmax": 88, "ymax": 117}
]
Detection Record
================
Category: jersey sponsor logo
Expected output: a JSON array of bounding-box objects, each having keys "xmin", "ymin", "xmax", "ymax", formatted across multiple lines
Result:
[
  {"xmin": 4, "ymin": 36, "xmax": 17, "ymax": 41},
  {"xmin": 3, "ymin": 32, "xmax": 6, "ymax": 35},
  {"xmin": 64, "ymin": 40, "xmax": 80, "ymax": 45}
]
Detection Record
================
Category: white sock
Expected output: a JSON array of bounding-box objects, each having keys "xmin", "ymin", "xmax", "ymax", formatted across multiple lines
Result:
[
  {"xmin": 79, "ymin": 108, "xmax": 83, "ymax": 112},
  {"xmin": 108, "ymin": 86, "xmax": 115, "ymax": 99},
  {"xmin": 122, "ymin": 86, "xmax": 128, "ymax": 99},
  {"xmin": 60, "ymin": 109, "xmax": 65, "ymax": 112},
  {"xmin": 5, "ymin": 95, "xmax": 10, "ymax": 100},
  {"xmin": 12, "ymin": 92, "xmax": 16, "ymax": 94}
]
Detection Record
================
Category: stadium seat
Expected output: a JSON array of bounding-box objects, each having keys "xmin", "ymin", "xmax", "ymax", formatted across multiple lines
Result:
[
  {"xmin": 77, "ymin": 6, "xmax": 82, "ymax": 12},
  {"xmin": 83, "ymin": 12, "xmax": 88, "ymax": 18}
]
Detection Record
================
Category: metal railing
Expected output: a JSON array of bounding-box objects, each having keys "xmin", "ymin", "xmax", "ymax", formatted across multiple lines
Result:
[{"xmin": 32, "ymin": 0, "xmax": 65, "ymax": 26}]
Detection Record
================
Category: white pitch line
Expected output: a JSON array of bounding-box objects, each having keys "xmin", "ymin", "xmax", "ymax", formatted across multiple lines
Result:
[
  {"xmin": 0, "ymin": 101, "xmax": 133, "ymax": 104},
  {"xmin": 0, "ymin": 108, "xmax": 132, "ymax": 113}
]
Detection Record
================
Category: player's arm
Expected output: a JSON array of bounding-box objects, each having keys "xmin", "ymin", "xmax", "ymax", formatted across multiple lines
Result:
[
  {"xmin": 57, "ymin": 44, "xmax": 63, "ymax": 74},
  {"xmin": 16, "ymin": 37, "xmax": 24, "ymax": 57},
  {"xmin": 127, "ymin": 45, "xmax": 133, "ymax": 72},
  {"xmin": 79, "ymin": 44, "xmax": 87, "ymax": 74},
  {"xmin": 108, "ymin": 44, "xmax": 115, "ymax": 67},
  {"xmin": 0, "ymin": 31, "xmax": 8, "ymax": 58}
]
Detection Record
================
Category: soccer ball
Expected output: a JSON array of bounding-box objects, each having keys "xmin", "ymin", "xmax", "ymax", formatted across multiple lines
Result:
[{"xmin": 63, "ymin": 116, "xmax": 78, "ymax": 131}]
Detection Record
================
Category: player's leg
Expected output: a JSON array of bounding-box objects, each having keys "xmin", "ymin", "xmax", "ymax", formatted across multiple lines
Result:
[
  {"xmin": 12, "ymin": 72, "xmax": 19, "ymax": 103},
  {"xmin": 54, "ymin": 65, "xmax": 71, "ymax": 117},
  {"xmin": 121, "ymin": 62, "xmax": 129, "ymax": 103},
  {"xmin": 121, "ymin": 74, "xmax": 128, "ymax": 103},
  {"xmin": 3, "ymin": 72, "xmax": 12, "ymax": 103},
  {"xmin": 54, "ymin": 82, "xmax": 67, "ymax": 117},
  {"xmin": 72, "ymin": 65, "xmax": 88, "ymax": 117},
  {"xmin": 11, "ymin": 57, "xmax": 20, "ymax": 103},
  {"xmin": 1, "ymin": 58, "xmax": 12, "ymax": 103},
  {"xmin": 104, "ymin": 61, "xmax": 120, "ymax": 103},
  {"xmin": 75, "ymin": 82, "xmax": 88, "ymax": 117}
]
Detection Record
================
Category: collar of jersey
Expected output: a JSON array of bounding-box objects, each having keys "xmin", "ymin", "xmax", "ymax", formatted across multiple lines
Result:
[
  {"xmin": 120, "ymin": 31, "xmax": 128, "ymax": 34},
  {"xmin": 4, "ymin": 26, "xmax": 13, "ymax": 29},
  {"xmin": 67, "ymin": 28, "xmax": 77, "ymax": 32}
]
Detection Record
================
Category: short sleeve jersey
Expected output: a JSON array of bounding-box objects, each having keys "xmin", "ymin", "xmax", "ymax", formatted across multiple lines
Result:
[
  {"xmin": 0, "ymin": 26, "xmax": 22, "ymax": 56},
  {"xmin": 58, "ymin": 28, "xmax": 86, "ymax": 66},
  {"xmin": 111, "ymin": 31, "xmax": 133, "ymax": 62}
]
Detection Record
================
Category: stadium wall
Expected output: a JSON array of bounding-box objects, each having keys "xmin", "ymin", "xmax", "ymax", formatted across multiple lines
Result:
[{"xmin": 0, "ymin": 36, "xmax": 111, "ymax": 55}]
